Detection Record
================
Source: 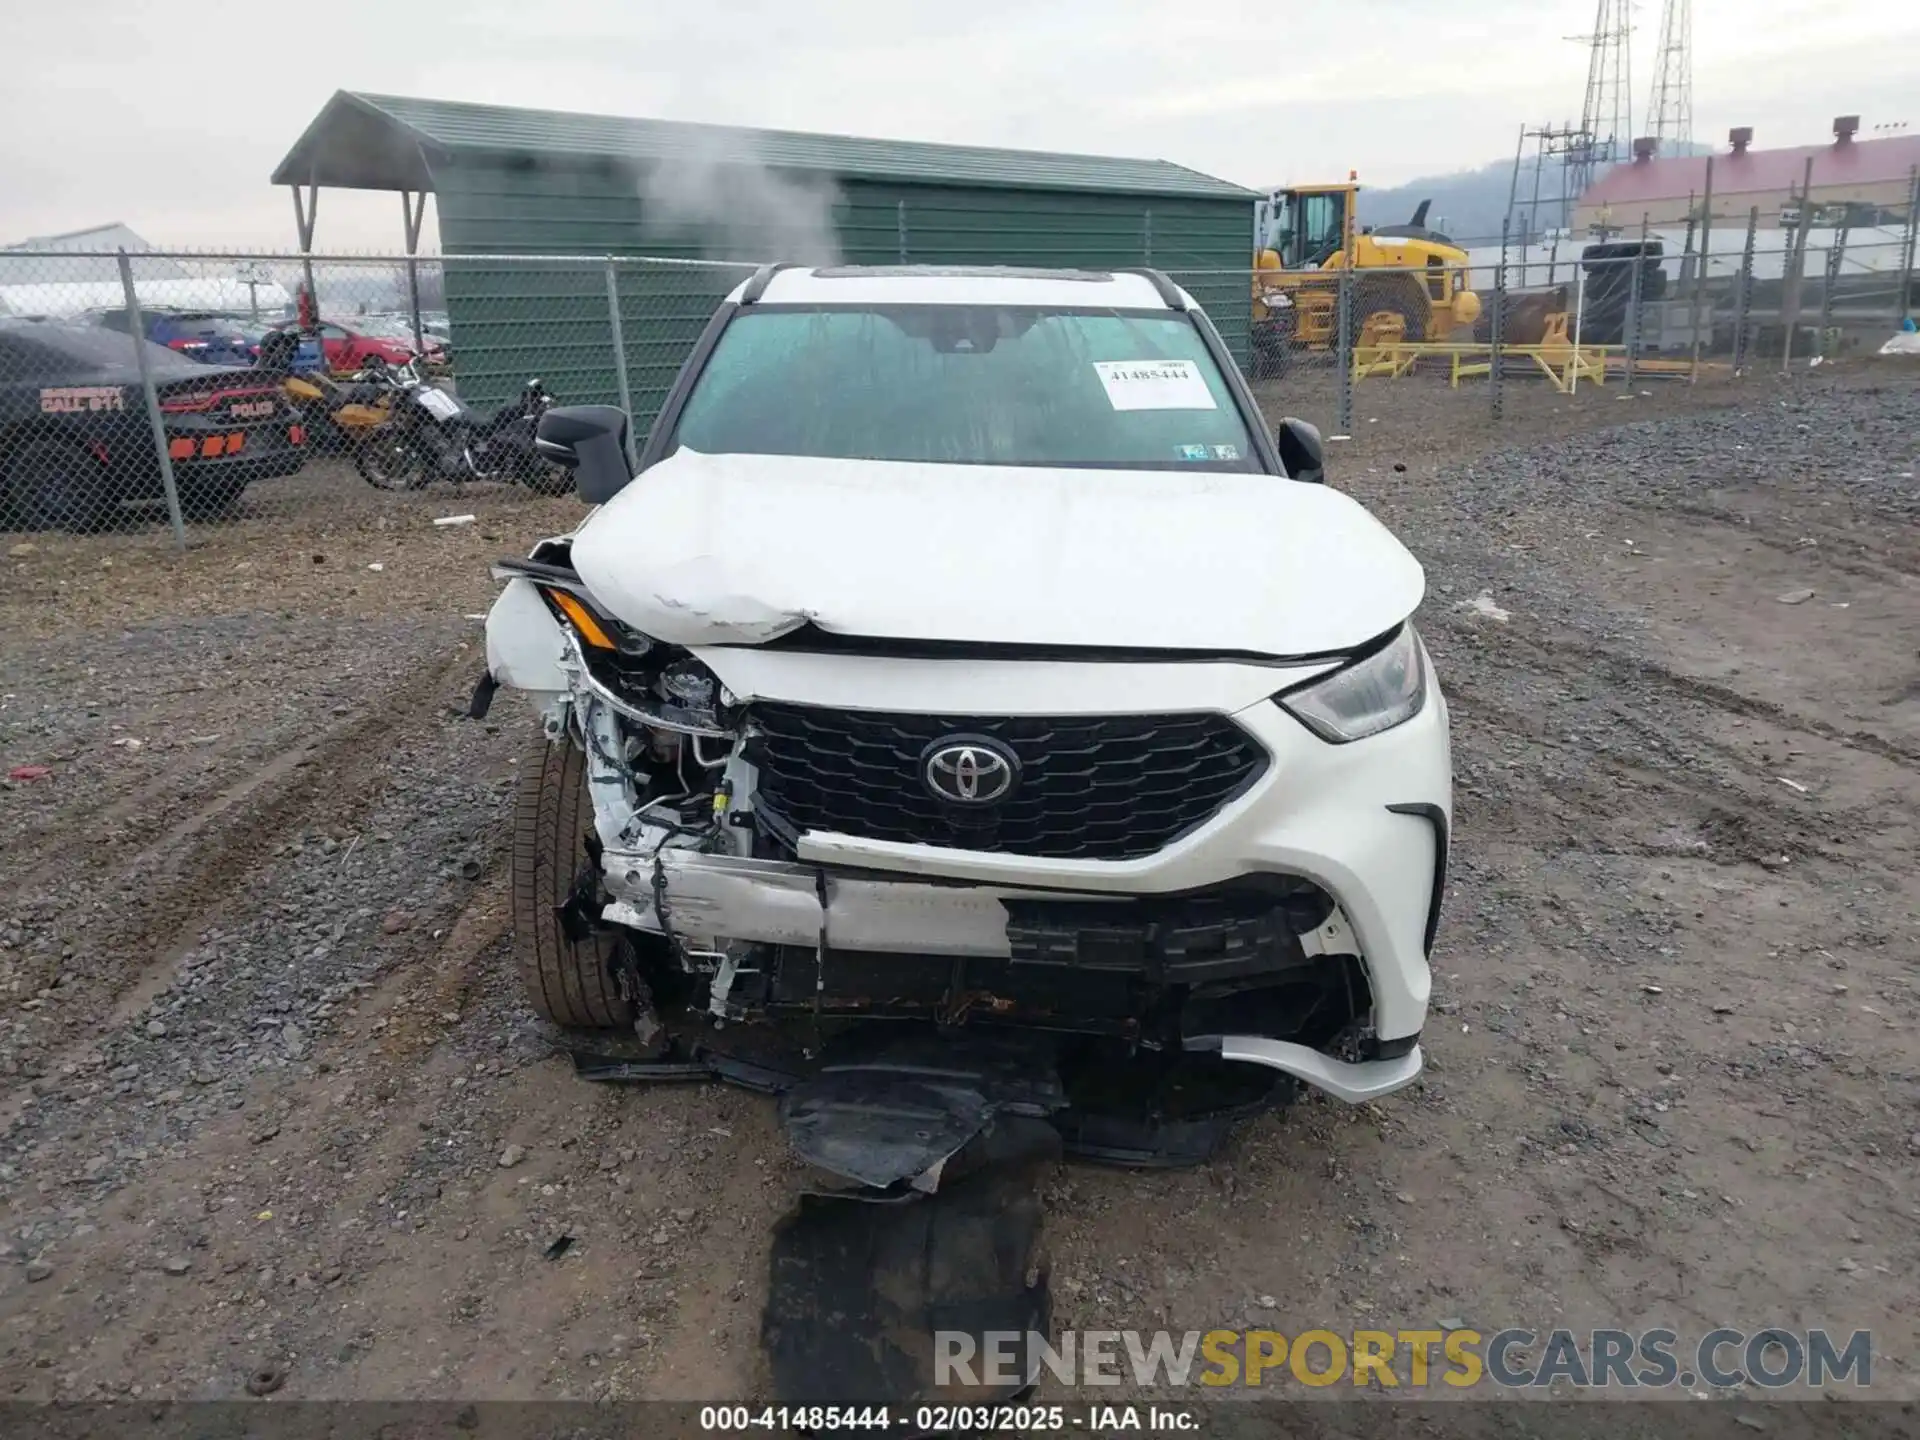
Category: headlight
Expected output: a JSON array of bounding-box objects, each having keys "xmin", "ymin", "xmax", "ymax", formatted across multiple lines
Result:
[
  {"xmin": 525, "ymin": 582, "xmax": 652, "ymax": 659},
  {"xmin": 1276, "ymin": 625, "xmax": 1427, "ymax": 743}
]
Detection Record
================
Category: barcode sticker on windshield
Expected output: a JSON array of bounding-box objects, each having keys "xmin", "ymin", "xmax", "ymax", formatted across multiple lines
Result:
[{"xmin": 1093, "ymin": 359, "xmax": 1217, "ymax": 411}]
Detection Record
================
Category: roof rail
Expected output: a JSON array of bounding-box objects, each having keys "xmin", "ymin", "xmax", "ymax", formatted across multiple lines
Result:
[
  {"xmin": 1115, "ymin": 267, "xmax": 1186, "ymax": 310},
  {"xmin": 740, "ymin": 262, "xmax": 797, "ymax": 305}
]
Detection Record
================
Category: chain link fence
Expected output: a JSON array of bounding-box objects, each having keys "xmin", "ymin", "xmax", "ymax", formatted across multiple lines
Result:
[
  {"xmin": 1234, "ymin": 213, "xmax": 1916, "ymax": 438},
  {"xmin": 0, "ymin": 250, "xmax": 757, "ymax": 544},
  {"xmin": 1, "ymin": 221, "xmax": 1915, "ymax": 546}
]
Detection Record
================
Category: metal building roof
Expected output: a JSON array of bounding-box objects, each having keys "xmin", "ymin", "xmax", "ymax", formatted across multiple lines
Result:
[
  {"xmin": 1582, "ymin": 133, "xmax": 1920, "ymax": 208},
  {"xmin": 272, "ymin": 91, "xmax": 1257, "ymax": 201},
  {"xmin": 0, "ymin": 223, "xmax": 187, "ymax": 287}
]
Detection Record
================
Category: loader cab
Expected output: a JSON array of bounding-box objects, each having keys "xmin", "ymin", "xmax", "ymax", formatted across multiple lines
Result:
[{"xmin": 1256, "ymin": 186, "xmax": 1355, "ymax": 271}]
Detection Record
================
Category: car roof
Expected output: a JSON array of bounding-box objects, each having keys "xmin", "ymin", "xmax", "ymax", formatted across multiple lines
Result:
[
  {"xmin": 725, "ymin": 264, "xmax": 1196, "ymax": 310},
  {"xmin": 0, "ymin": 320, "xmax": 210, "ymax": 374}
]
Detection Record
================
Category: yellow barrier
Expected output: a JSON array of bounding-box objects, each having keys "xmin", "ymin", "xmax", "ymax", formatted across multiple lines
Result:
[{"xmin": 1350, "ymin": 336, "xmax": 1713, "ymax": 394}]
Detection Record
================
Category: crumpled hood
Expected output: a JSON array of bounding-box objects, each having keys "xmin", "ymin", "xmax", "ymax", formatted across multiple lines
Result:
[{"xmin": 568, "ymin": 449, "xmax": 1425, "ymax": 656}]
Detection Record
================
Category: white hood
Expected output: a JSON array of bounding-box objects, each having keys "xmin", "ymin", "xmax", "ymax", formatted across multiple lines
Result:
[{"xmin": 568, "ymin": 449, "xmax": 1425, "ymax": 656}]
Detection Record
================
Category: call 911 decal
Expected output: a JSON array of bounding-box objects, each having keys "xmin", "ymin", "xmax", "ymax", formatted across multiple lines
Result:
[{"xmin": 40, "ymin": 386, "xmax": 126, "ymax": 414}]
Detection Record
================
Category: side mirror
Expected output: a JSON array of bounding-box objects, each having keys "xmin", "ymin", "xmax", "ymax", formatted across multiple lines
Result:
[
  {"xmin": 536, "ymin": 404, "xmax": 632, "ymax": 504},
  {"xmin": 1275, "ymin": 417, "xmax": 1326, "ymax": 483}
]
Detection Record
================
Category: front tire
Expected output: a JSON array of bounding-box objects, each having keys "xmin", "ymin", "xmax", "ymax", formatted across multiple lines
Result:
[
  {"xmin": 1357, "ymin": 273, "xmax": 1429, "ymax": 343},
  {"xmin": 511, "ymin": 738, "xmax": 634, "ymax": 1030},
  {"xmin": 353, "ymin": 431, "xmax": 421, "ymax": 490}
]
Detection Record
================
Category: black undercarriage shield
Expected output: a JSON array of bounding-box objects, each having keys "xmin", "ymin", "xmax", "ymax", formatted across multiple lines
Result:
[
  {"xmin": 761, "ymin": 1115, "xmax": 1058, "ymax": 1406},
  {"xmin": 570, "ymin": 1027, "xmax": 1290, "ymax": 1169},
  {"xmin": 778, "ymin": 1030, "xmax": 1067, "ymax": 1191}
]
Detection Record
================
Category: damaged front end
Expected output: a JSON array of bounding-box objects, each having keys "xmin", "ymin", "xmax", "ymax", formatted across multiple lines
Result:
[{"xmin": 486, "ymin": 542, "xmax": 1418, "ymax": 1186}]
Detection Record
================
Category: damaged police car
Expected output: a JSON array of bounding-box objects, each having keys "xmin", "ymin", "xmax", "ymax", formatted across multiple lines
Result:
[{"xmin": 481, "ymin": 264, "xmax": 1450, "ymax": 1184}]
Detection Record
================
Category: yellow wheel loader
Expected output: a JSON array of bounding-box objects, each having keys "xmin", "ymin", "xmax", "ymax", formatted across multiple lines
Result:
[{"xmin": 1251, "ymin": 184, "xmax": 1482, "ymax": 376}]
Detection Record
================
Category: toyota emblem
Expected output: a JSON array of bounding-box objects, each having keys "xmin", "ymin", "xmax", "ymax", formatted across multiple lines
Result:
[{"xmin": 921, "ymin": 735, "xmax": 1020, "ymax": 805}]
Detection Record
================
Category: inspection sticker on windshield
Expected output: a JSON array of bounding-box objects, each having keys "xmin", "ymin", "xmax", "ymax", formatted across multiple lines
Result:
[{"xmin": 1094, "ymin": 359, "xmax": 1217, "ymax": 411}]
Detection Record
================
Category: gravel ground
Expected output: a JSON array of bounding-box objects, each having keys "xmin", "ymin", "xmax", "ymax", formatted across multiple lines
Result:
[{"xmin": 0, "ymin": 366, "xmax": 1915, "ymax": 1405}]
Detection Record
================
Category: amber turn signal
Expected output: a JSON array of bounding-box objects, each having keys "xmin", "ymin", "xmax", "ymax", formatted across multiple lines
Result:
[{"xmin": 544, "ymin": 588, "xmax": 617, "ymax": 651}]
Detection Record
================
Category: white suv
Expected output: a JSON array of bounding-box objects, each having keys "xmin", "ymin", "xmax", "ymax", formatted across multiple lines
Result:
[{"xmin": 482, "ymin": 264, "xmax": 1449, "ymax": 1166}]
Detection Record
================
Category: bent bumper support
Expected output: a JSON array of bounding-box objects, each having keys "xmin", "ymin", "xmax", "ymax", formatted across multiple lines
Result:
[
  {"xmin": 1190, "ymin": 1035, "xmax": 1424, "ymax": 1104},
  {"xmin": 601, "ymin": 849, "xmax": 1028, "ymax": 959}
]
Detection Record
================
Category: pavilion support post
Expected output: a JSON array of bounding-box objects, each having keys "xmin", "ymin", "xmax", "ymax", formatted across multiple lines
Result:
[
  {"xmin": 290, "ymin": 177, "xmax": 320, "ymax": 313},
  {"xmin": 401, "ymin": 190, "xmax": 429, "ymax": 353}
]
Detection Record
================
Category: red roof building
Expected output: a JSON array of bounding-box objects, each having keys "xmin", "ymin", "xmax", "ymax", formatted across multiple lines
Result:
[{"xmin": 1574, "ymin": 118, "xmax": 1920, "ymax": 231}]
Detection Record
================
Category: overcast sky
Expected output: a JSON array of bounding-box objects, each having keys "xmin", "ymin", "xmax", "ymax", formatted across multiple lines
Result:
[{"xmin": 3, "ymin": 0, "xmax": 1915, "ymax": 250}]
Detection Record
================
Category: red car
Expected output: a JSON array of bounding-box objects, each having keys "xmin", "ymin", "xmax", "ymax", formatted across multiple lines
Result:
[{"xmin": 265, "ymin": 319, "xmax": 445, "ymax": 374}]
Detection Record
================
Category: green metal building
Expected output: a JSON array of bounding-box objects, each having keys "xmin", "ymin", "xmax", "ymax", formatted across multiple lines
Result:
[{"xmin": 273, "ymin": 92, "xmax": 1258, "ymax": 432}]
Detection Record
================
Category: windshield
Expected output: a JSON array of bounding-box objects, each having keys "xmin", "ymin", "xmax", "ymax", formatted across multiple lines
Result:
[
  {"xmin": 1259, "ymin": 191, "xmax": 1345, "ymax": 268},
  {"xmin": 669, "ymin": 304, "xmax": 1259, "ymax": 471}
]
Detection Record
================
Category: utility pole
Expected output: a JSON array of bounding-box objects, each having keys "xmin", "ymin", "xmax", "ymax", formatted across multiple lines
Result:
[{"xmin": 1781, "ymin": 156, "xmax": 1815, "ymax": 370}]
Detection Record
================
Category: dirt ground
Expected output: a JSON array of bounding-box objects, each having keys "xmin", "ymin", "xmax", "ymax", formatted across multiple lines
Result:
[{"xmin": 1, "ymin": 364, "xmax": 1916, "ymax": 1407}]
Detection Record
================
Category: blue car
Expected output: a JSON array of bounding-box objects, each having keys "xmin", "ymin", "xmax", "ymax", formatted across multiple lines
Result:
[{"xmin": 92, "ymin": 308, "xmax": 266, "ymax": 367}]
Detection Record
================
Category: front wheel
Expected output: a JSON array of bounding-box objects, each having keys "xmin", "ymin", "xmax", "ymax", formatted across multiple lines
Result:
[
  {"xmin": 1356, "ymin": 274, "xmax": 1429, "ymax": 343},
  {"xmin": 352, "ymin": 431, "xmax": 421, "ymax": 491},
  {"xmin": 511, "ymin": 739, "xmax": 634, "ymax": 1030}
]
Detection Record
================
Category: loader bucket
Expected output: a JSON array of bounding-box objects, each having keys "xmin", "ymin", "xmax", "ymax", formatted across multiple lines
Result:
[{"xmin": 1476, "ymin": 286, "xmax": 1571, "ymax": 346}]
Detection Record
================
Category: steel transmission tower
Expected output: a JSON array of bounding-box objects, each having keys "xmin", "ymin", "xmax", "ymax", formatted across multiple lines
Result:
[
  {"xmin": 1568, "ymin": 0, "xmax": 1634, "ymax": 197},
  {"xmin": 1646, "ymin": 0, "xmax": 1694, "ymax": 151}
]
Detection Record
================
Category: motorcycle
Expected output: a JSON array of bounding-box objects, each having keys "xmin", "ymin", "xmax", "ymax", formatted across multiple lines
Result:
[
  {"xmin": 255, "ymin": 333, "xmax": 403, "ymax": 456},
  {"xmin": 353, "ymin": 362, "xmax": 574, "ymax": 496}
]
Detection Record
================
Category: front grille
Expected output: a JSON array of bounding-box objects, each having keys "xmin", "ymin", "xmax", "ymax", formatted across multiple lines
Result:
[{"xmin": 747, "ymin": 705, "xmax": 1268, "ymax": 861}]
